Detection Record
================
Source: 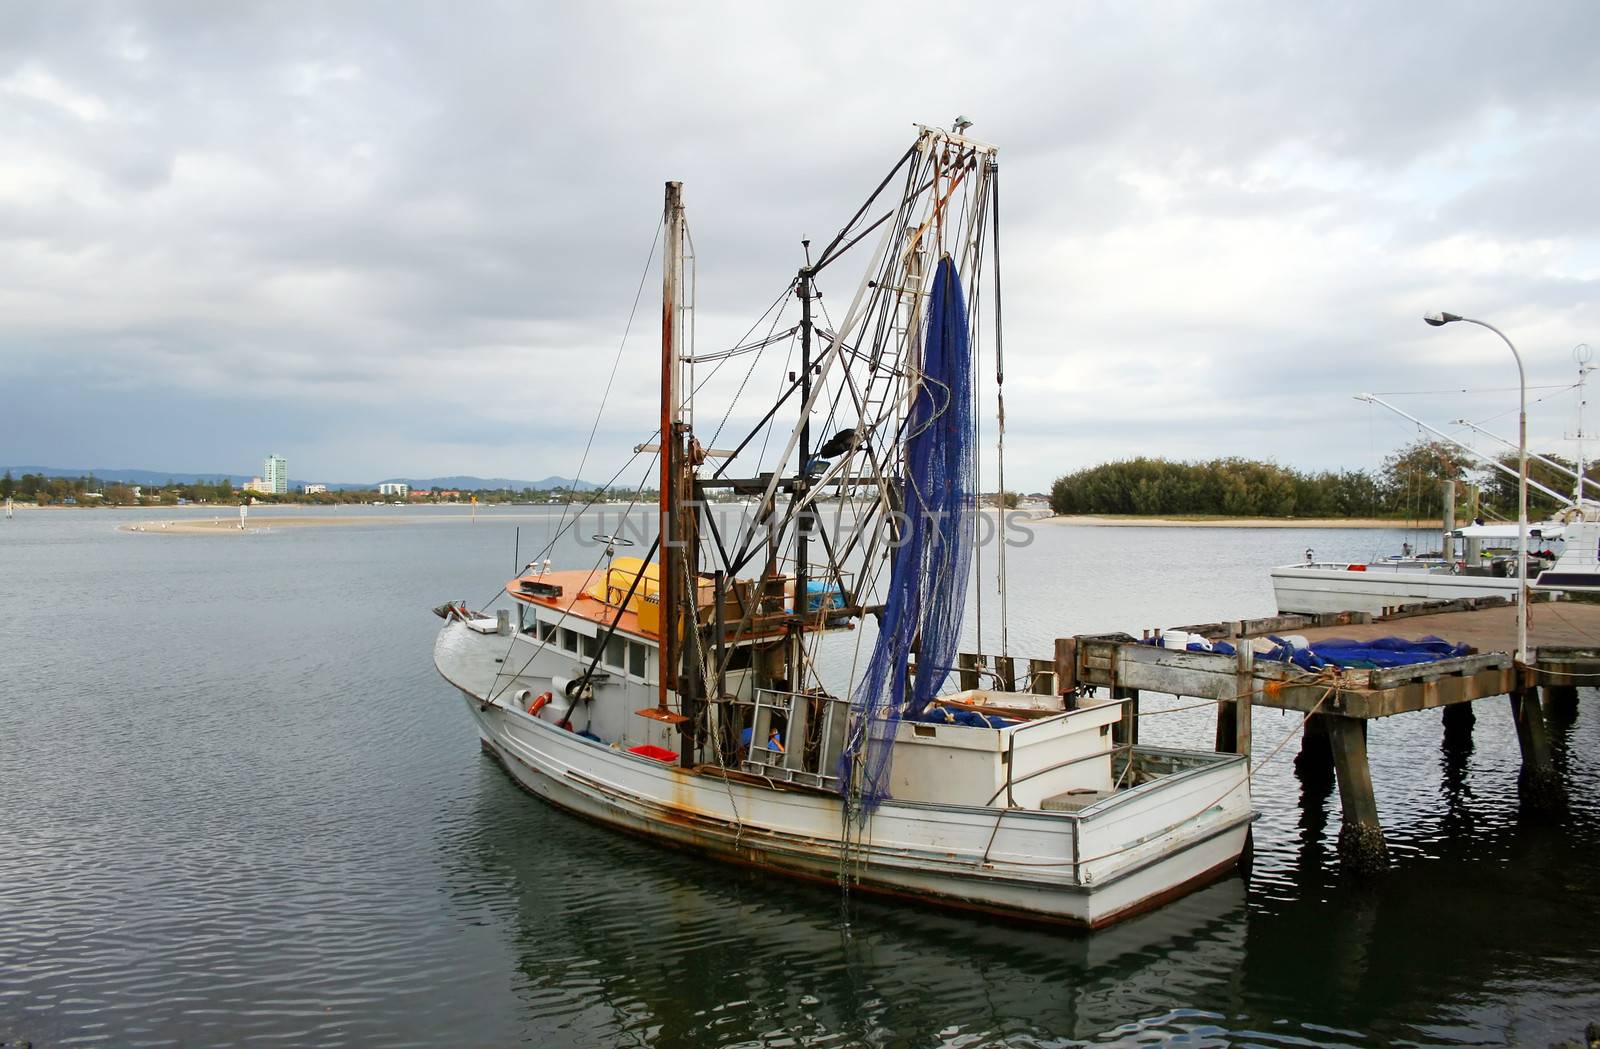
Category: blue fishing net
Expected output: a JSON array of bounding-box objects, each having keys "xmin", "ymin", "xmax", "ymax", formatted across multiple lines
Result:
[{"xmin": 840, "ymin": 255, "xmax": 976, "ymax": 811}]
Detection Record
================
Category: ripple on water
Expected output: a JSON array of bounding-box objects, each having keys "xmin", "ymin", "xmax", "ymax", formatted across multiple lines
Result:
[{"xmin": 1, "ymin": 514, "xmax": 1597, "ymax": 1047}]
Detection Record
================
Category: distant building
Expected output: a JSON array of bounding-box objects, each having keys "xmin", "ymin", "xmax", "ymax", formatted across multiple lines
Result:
[
  {"xmin": 243, "ymin": 477, "xmax": 272, "ymax": 494},
  {"xmin": 264, "ymin": 454, "xmax": 287, "ymax": 495},
  {"xmin": 377, "ymin": 482, "xmax": 409, "ymax": 498},
  {"xmin": 301, "ymin": 483, "xmax": 328, "ymax": 495},
  {"xmin": 437, "ymin": 489, "xmax": 461, "ymax": 500}
]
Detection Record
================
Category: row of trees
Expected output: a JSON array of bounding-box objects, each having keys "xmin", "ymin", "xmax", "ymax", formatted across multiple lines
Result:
[{"xmin": 1047, "ymin": 440, "xmax": 1600, "ymax": 519}]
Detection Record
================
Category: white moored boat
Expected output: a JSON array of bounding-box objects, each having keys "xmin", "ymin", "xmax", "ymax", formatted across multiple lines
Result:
[
  {"xmin": 1272, "ymin": 512, "xmax": 1600, "ymax": 615},
  {"xmin": 434, "ymin": 123, "xmax": 1251, "ymax": 928}
]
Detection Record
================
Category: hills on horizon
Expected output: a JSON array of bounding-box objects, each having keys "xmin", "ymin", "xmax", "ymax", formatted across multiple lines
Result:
[{"xmin": 1, "ymin": 465, "xmax": 601, "ymax": 492}]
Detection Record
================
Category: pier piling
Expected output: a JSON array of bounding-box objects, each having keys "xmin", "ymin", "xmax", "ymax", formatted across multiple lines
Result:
[
  {"xmin": 1294, "ymin": 714, "xmax": 1335, "ymax": 786},
  {"xmin": 1327, "ymin": 717, "xmax": 1388, "ymax": 872},
  {"xmin": 1112, "ymin": 687, "xmax": 1140, "ymax": 747},
  {"xmin": 1541, "ymin": 683, "xmax": 1580, "ymax": 726},
  {"xmin": 1509, "ymin": 686, "xmax": 1565, "ymax": 812},
  {"xmin": 1441, "ymin": 701, "xmax": 1476, "ymax": 746}
]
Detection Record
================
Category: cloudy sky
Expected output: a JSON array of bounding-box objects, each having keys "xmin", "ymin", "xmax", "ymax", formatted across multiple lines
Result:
[{"xmin": 3, "ymin": 2, "xmax": 1599, "ymax": 490}]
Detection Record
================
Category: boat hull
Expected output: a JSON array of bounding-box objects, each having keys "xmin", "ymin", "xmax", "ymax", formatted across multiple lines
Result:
[
  {"xmin": 436, "ymin": 622, "xmax": 1251, "ymax": 929},
  {"xmin": 1271, "ymin": 564, "xmax": 1518, "ymax": 615}
]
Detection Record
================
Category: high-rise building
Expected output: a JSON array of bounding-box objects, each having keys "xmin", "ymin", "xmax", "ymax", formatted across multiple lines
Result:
[{"xmin": 264, "ymin": 454, "xmax": 287, "ymax": 495}]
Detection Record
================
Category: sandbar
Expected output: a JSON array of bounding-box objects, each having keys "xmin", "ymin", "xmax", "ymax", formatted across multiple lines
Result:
[{"xmin": 120, "ymin": 515, "xmax": 413, "ymax": 534}]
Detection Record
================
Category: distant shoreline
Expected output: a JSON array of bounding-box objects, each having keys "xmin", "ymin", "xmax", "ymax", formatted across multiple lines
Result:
[{"xmin": 1041, "ymin": 514, "xmax": 1416, "ymax": 529}]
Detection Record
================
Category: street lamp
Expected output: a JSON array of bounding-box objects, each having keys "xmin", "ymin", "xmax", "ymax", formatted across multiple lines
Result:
[{"xmin": 1424, "ymin": 311, "xmax": 1528, "ymax": 663}]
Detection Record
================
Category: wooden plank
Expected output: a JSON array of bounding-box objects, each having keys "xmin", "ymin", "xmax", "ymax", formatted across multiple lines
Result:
[
  {"xmin": 1239, "ymin": 613, "xmax": 1319, "ymax": 636},
  {"xmin": 1115, "ymin": 644, "xmax": 1237, "ymax": 673},
  {"xmin": 1367, "ymin": 652, "xmax": 1512, "ymax": 690},
  {"xmin": 1075, "ymin": 632, "xmax": 1529, "ymax": 721},
  {"xmin": 1312, "ymin": 610, "xmax": 1374, "ymax": 628},
  {"xmin": 1164, "ymin": 620, "xmax": 1239, "ymax": 640},
  {"xmin": 1106, "ymin": 659, "xmax": 1233, "ymax": 699}
]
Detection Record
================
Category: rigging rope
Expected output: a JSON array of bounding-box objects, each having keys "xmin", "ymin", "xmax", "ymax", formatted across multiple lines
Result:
[{"xmin": 544, "ymin": 217, "xmax": 664, "ymax": 560}]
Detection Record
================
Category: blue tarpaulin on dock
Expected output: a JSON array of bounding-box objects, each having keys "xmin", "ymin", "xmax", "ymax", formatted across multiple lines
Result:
[
  {"xmin": 1139, "ymin": 634, "xmax": 1473, "ymax": 669},
  {"xmin": 1264, "ymin": 635, "xmax": 1471, "ymax": 670}
]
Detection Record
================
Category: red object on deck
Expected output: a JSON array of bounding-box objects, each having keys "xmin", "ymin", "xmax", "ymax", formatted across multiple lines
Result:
[
  {"xmin": 1347, "ymin": 564, "xmax": 1368, "ymax": 572},
  {"xmin": 628, "ymin": 744, "xmax": 679, "ymax": 763}
]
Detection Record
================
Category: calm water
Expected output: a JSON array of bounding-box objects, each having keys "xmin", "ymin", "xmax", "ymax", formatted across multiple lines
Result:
[{"xmin": 2, "ymin": 506, "xmax": 1595, "ymax": 1047}]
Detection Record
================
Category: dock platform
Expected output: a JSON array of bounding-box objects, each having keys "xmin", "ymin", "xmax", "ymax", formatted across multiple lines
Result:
[{"xmin": 965, "ymin": 597, "xmax": 1595, "ymax": 871}]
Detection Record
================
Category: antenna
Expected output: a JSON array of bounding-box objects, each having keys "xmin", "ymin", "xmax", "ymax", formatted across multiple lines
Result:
[{"xmin": 1567, "ymin": 344, "xmax": 1594, "ymax": 506}]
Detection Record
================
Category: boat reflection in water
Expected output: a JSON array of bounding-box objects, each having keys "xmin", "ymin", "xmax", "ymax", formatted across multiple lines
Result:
[{"xmin": 447, "ymin": 761, "xmax": 1250, "ymax": 1048}]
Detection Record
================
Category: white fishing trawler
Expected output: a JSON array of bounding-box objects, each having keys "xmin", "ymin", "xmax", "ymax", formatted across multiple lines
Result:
[{"xmin": 434, "ymin": 123, "xmax": 1252, "ymax": 928}]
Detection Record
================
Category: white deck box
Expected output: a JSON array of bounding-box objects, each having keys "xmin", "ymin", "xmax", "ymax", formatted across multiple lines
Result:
[{"xmin": 889, "ymin": 697, "xmax": 1121, "ymax": 808}]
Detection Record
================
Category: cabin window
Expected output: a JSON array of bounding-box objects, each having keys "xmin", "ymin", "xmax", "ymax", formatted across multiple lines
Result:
[
  {"xmin": 727, "ymin": 646, "xmax": 753, "ymax": 671},
  {"xmin": 628, "ymin": 642, "xmax": 647, "ymax": 679},
  {"xmin": 538, "ymin": 620, "xmax": 556, "ymax": 642},
  {"xmin": 560, "ymin": 628, "xmax": 578, "ymax": 653},
  {"xmin": 581, "ymin": 634, "xmax": 598, "ymax": 659},
  {"xmin": 605, "ymin": 635, "xmax": 625, "ymax": 670}
]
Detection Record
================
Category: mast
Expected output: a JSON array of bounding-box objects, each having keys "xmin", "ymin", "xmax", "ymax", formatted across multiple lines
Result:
[
  {"xmin": 659, "ymin": 182, "xmax": 683, "ymax": 719},
  {"xmin": 1574, "ymin": 345, "xmax": 1594, "ymax": 506},
  {"xmin": 794, "ymin": 249, "xmax": 814, "ymax": 685},
  {"xmin": 989, "ymin": 155, "xmax": 1010, "ymax": 659}
]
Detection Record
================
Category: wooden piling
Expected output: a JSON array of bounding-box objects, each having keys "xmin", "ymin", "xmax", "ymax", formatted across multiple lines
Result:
[
  {"xmin": 958, "ymin": 652, "xmax": 979, "ymax": 692},
  {"xmin": 1441, "ymin": 700, "xmax": 1476, "ymax": 744},
  {"xmin": 1214, "ymin": 699, "xmax": 1236, "ymax": 755},
  {"xmin": 1509, "ymin": 686, "xmax": 1565, "ymax": 812},
  {"xmin": 1541, "ymin": 683, "xmax": 1579, "ymax": 727},
  {"xmin": 995, "ymin": 655, "xmax": 1017, "ymax": 692},
  {"xmin": 1294, "ymin": 713, "xmax": 1335, "ymax": 785},
  {"xmin": 1212, "ymin": 645, "xmax": 1251, "ymax": 756},
  {"xmin": 1327, "ymin": 717, "xmax": 1388, "ymax": 872},
  {"xmin": 1112, "ymin": 687, "xmax": 1140, "ymax": 747}
]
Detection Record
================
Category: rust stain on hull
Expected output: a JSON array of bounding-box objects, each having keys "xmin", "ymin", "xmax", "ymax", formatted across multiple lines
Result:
[{"xmin": 474, "ymin": 732, "xmax": 1241, "ymax": 931}]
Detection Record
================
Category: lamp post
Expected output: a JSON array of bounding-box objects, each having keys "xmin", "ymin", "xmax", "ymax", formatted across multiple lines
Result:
[{"xmin": 1424, "ymin": 311, "xmax": 1528, "ymax": 663}]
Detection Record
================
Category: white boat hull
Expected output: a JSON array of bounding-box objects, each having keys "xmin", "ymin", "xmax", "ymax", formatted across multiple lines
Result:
[
  {"xmin": 1271, "ymin": 564, "xmax": 1518, "ymax": 615},
  {"xmin": 436, "ymin": 621, "xmax": 1251, "ymax": 928}
]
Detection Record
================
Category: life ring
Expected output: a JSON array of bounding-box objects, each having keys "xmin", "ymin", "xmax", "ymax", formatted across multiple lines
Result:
[{"xmin": 527, "ymin": 691, "xmax": 553, "ymax": 715}]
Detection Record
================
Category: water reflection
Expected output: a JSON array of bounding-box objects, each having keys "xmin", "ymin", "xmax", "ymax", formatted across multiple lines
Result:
[
  {"xmin": 448, "ymin": 758, "xmax": 1253, "ymax": 1047},
  {"xmin": 5, "ymin": 512, "xmax": 1597, "ymax": 1047}
]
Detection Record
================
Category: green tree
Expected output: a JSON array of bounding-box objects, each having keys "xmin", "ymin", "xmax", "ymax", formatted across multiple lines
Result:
[
  {"xmin": 0, "ymin": 470, "xmax": 12, "ymax": 500},
  {"xmin": 1479, "ymin": 452, "xmax": 1585, "ymax": 518},
  {"xmin": 1380, "ymin": 439, "xmax": 1471, "ymax": 518}
]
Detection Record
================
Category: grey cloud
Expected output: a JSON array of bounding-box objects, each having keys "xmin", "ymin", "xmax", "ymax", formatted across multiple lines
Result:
[{"xmin": 2, "ymin": 2, "xmax": 1599, "ymax": 489}]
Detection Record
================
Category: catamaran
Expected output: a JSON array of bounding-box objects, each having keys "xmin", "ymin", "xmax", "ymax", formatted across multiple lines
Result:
[{"xmin": 433, "ymin": 123, "xmax": 1252, "ymax": 928}]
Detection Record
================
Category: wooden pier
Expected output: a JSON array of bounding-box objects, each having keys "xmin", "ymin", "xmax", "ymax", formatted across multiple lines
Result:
[{"xmin": 964, "ymin": 596, "xmax": 1595, "ymax": 872}]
